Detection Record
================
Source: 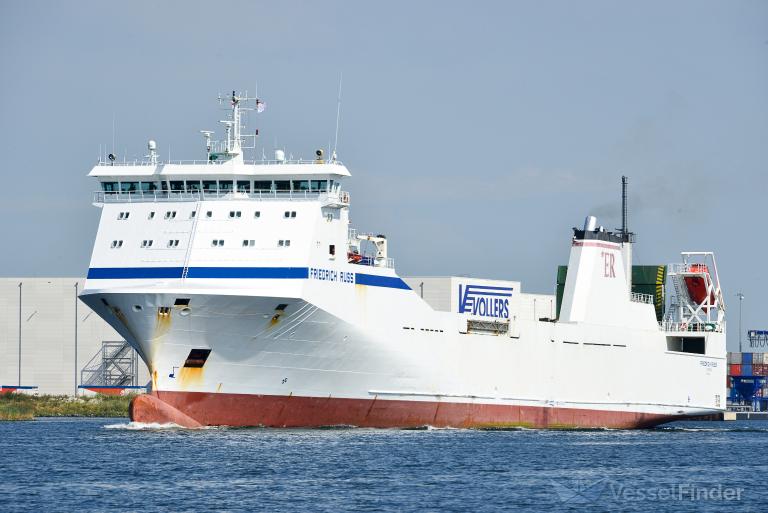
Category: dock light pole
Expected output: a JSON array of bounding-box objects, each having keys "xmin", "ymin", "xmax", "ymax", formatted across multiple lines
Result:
[
  {"xmin": 736, "ymin": 292, "xmax": 745, "ymax": 352},
  {"xmin": 74, "ymin": 282, "xmax": 79, "ymax": 397},
  {"xmin": 18, "ymin": 282, "xmax": 22, "ymax": 387}
]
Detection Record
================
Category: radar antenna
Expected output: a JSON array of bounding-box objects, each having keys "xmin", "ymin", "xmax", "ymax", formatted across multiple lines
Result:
[{"xmin": 201, "ymin": 90, "xmax": 263, "ymax": 163}]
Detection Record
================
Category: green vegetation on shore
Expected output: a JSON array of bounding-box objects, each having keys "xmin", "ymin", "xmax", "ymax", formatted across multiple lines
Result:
[{"xmin": 0, "ymin": 393, "xmax": 135, "ymax": 421}]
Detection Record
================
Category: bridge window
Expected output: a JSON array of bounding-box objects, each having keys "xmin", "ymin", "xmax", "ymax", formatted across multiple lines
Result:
[
  {"xmin": 311, "ymin": 180, "xmax": 328, "ymax": 192},
  {"xmin": 203, "ymin": 180, "xmax": 218, "ymax": 193},
  {"xmin": 242, "ymin": 239, "xmax": 255, "ymax": 247},
  {"xmin": 237, "ymin": 180, "xmax": 250, "ymax": 193},
  {"xmin": 140, "ymin": 181, "xmax": 158, "ymax": 192},
  {"xmin": 170, "ymin": 181, "xmax": 185, "ymax": 192},
  {"xmin": 219, "ymin": 181, "xmax": 234, "ymax": 193},
  {"xmin": 186, "ymin": 180, "xmax": 202, "ymax": 193},
  {"xmin": 254, "ymin": 180, "xmax": 272, "ymax": 191},
  {"xmin": 102, "ymin": 182, "xmax": 118, "ymax": 192},
  {"xmin": 294, "ymin": 180, "xmax": 310, "ymax": 191},
  {"xmin": 275, "ymin": 180, "xmax": 291, "ymax": 192},
  {"xmin": 120, "ymin": 182, "xmax": 138, "ymax": 193}
]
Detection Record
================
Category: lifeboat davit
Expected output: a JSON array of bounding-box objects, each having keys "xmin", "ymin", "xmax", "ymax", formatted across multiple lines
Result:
[{"xmin": 684, "ymin": 264, "xmax": 715, "ymax": 312}]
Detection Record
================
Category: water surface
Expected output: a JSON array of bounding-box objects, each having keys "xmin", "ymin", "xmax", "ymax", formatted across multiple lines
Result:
[{"xmin": 1, "ymin": 418, "xmax": 766, "ymax": 512}]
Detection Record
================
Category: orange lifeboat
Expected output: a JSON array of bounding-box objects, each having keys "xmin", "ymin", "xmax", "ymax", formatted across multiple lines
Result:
[{"xmin": 684, "ymin": 264, "xmax": 716, "ymax": 311}]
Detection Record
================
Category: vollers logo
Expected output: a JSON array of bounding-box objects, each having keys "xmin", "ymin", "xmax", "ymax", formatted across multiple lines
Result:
[{"xmin": 458, "ymin": 284, "xmax": 513, "ymax": 318}]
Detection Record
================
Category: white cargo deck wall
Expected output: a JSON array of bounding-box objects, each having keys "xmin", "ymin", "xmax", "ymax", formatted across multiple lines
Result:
[
  {"xmin": 0, "ymin": 278, "xmax": 149, "ymax": 395},
  {"xmin": 403, "ymin": 276, "xmax": 555, "ymax": 321}
]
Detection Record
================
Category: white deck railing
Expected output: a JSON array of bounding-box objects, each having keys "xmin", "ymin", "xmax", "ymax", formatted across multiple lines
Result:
[
  {"xmin": 96, "ymin": 158, "xmax": 345, "ymax": 167},
  {"xmin": 94, "ymin": 190, "xmax": 350, "ymax": 205},
  {"xmin": 659, "ymin": 321, "xmax": 723, "ymax": 333},
  {"xmin": 630, "ymin": 292, "xmax": 654, "ymax": 304}
]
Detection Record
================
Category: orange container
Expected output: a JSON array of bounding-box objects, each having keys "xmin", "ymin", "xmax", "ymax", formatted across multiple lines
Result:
[{"xmin": 729, "ymin": 364, "xmax": 742, "ymax": 376}]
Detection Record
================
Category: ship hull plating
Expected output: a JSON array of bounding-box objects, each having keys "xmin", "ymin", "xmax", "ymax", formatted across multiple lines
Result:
[
  {"xmin": 80, "ymin": 289, "xmax": 725, "ymax": 430},
  {"xmin": 130, "ymin": 391, "xmax": 686, "ymax": 429}
]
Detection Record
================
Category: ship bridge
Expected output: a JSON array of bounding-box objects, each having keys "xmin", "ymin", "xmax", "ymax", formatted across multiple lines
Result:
[
  {"xmin": 89, "ymin": 160, "xmax": 351, "ymax": 207},
  {"xmin": 84, "ymin": 90, "xmax": 395, "ymax": 276}
]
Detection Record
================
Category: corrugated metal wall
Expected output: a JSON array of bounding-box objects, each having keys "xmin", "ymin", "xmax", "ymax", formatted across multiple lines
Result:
[{"xmin": 0, "ymin": 278, "xmax": 150, "ymax": 395}]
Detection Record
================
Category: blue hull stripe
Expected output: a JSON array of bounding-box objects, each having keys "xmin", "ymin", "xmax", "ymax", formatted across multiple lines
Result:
[
  {"xmin": 87, "ymin": 267, "xmax": 184, "ymax": 279},
  {"xmin": 354, "ymin": 273, "xmax": 411, "ymax": 290},
  {"xmin": 86, "ymin": 267, "xmax": 410, "ymax": 290},
  {"xmin": 186, "ymin": 267, "xmax": 309, "ymax": 279}
]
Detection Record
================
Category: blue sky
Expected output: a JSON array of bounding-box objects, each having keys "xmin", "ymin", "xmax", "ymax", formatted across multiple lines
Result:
[{"xmin": 1, "ymin": 0, "xmax": 765, "ymax": 349}]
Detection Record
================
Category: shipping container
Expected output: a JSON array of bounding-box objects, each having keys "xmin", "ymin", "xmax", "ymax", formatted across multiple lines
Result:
[
  {"xmin": 743, "ymin": 364, "xmax": 753, "ymax": 376},
  {"xmin": 754, "ymin": 353, "xmax": 764, "ymax": 364},
  {"xmin": 753, "ymin": 364, "xmax": 768, "ymax": 376},
  {"xmin": 743, "ymin": 353, "xmax": 753, "ymax": 364},
  {"xmin": 763, "ymin": 354, "xmax": 768, "ymax": 364},
  {"xmin": 729, "ymin": 364, "xmax": 742, "ymax": 376},
  {"xmin": 728, "ymin": 352, "xmax": 742, "ymax": 364}
]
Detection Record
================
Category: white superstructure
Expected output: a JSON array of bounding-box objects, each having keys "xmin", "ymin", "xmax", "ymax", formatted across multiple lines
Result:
[{"xmin": 79, "ymin": 92, "xmax": 726, "ymax": 428}]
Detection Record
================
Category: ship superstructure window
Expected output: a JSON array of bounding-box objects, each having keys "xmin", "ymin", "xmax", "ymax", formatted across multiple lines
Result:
[
  {"xmin": 229, "ymin": 211, "xmax": 242, "ymax": 218},
  {"xmin": 254, "ymin": 180, "xmax": 271, "ymax": 192},
  {"xmin": 206, "ymin": 211, "xmax": 212, "ymax": 218},
  {"xmin": 329, "ymin": 244, "xmax": 335, "ymax": 256},
  {"xmin": 311, "ymin": 180, "xmax": 328, "ymax": 192},
  {"xmin": 141, "ymin": 240, "xmax": 154, "ymax": 248},
  {"xmin": 242, "ymin": 239, "xmax": 255, "ymax": 247},
  {"xmin": 278, "ymin": 240, "xmax": 291, "ymax": 247},
  {"xmin": 189, "ymin": 211, "xmax": 196, "ymax": 219},
  {"xmin": 294, "ymin": 180, "xmax": 310, "ymax": 191},
  {"xmin": 254, "ymin": 211, "xmax": 261, "ymax": 218},
  {"xmin": 164, "ymin": 211, "xmax": 177, "ymax": 220},
  {"xmin": 275, "ymin": 180, "xmax": 291, "ymax": 192},
  {"xmin": 220, "ymin": 181, "xmax": 234, "ymax": 193},
  {"xmin": 284, "ymin": 211, "xmax": 297, "ymax": 218},
  {"xmin": 120, "ymin": 182, "xmax": 138, "ymax": 193},
  {"xmin": 167, "ymin": 240, "xmax": 180, "ymax": 248},
  {"xmin": 186, "ymin": 180, "xmax": 202, "ymax": 193},
  {"xmin": 140, "ymin": 181, "xmax": 158, "ymax": 192},
  {"xmin": 102, "ymin": 182, "xmax": 118, "ymax": 193},
  {"xmin": 148, "ymin": 211, "xmax": 155, "ymax": 220},
  {"xmin": 237, "ymin": 180, "xmax": 250, "ymax": 193},
  {"xmin": 203, "ymin": 180, "xmax": 218, "ymax": 193},
  {"xmin": 170, "ymin": 181, "xmax": 185, "ymax": 192},
  {"xmin": 211, "ymin": 239, "xmax": 224, "ymax": 247},
  {"xmin": 117, "ymin": 211, "xmax": 130, "ymax": 220},
  {"xmin": 110, "ymin": 240, "xmax": 123, "ymax": 248}
]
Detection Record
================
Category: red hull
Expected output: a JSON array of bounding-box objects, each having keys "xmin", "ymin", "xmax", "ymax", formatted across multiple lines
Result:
[{"xmin": 130, "ymin": 391, "xmax": 685, "ymax": 429}]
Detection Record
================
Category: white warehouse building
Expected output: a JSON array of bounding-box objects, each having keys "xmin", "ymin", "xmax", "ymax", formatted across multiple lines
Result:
[{"xmin": 0, "ymin": 278, "xmax": 149, "ymax": 396}]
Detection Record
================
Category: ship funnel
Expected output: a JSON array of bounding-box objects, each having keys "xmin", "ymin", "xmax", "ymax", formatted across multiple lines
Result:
[{"xmin": 583, "ymin": 216, "xmax": 597, "ymax": 232}]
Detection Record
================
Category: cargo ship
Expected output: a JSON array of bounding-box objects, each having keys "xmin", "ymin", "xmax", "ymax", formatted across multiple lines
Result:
[{"xmin": 79, "ymin": 91, "xmax": 727, "ymax": 428}]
